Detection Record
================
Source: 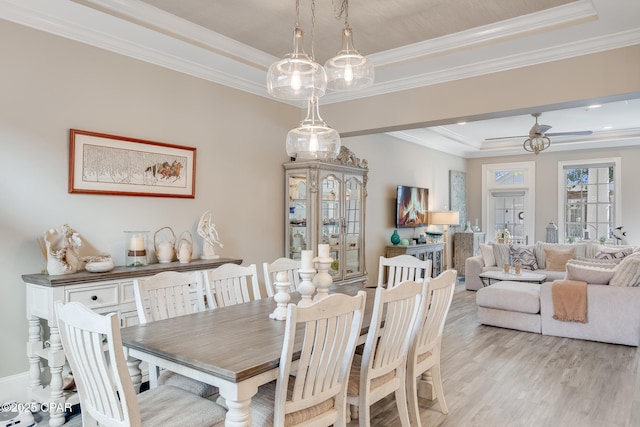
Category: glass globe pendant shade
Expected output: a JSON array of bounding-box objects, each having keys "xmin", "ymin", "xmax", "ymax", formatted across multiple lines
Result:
[
  {"xmin": 267, "ymin": 27, "xmax": 327, "ymax": 100},
  {"xmin": 286, "ymin": 96, "xmax": 341, "ymax": 160},
  {"xmin": 324, "ymin": 27, "xmax": 374, "ymax": 91}
]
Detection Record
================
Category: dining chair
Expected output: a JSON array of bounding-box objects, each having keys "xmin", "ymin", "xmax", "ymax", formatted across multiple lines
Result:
[
  {"xmin": 263, "ymin": 257, "xmax": 301, "ymax": 297},
  {"xmin": 133, "ymin": 271, "xmax": 217, "ymax": 398},
  {"xmin": 203, "ymin": 263, "xmax": 262, "ymax": 308},
  {"xmin": 55, "ymin": 301, "xmax": 227, "ymax": 427},
  {"xmin": 377, "ymin": 255, "xmax": 432, "ymax": 288},
  {"xmin": 406, "ymin": 269, "xmax": 457, "ymax": 427},
  {"xmin": 250, "ymin": 291, "xmax": 367, "ymax": 427},
  {"xmin": 347, "ymin": 280, "xmax": 426, "ymax": 426}
]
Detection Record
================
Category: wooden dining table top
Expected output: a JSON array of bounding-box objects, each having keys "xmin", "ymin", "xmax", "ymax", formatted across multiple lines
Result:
[{"xmin": 120, "ymin": 283, "xmax": 377, "ymax": 383}]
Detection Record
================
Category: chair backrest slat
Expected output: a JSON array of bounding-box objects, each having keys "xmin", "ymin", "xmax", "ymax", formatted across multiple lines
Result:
[
  {"xmin": 378, "ymin": 255, "xmax": 432, "ymax": 289},
  {"xmin": 413, "ymin": 270, "xmax": 457, "ymax": 354},
  {"xmin": 204, "ymin": 263, "xmax": 261, "ymax": 308},
  {"xmin": 56, "ymin": 301, "xmax": 140, "ymax": 427},
  {"xmin": 263, "ymin": 258, "xmax": 301, "ymax": 297},
  {"xmin": 274, "ymin": 292, "xmax": 366, "ymax": 425},
  {"xmin": 133, "ymin": 271, "xmax": 204, "ymax": 324}
]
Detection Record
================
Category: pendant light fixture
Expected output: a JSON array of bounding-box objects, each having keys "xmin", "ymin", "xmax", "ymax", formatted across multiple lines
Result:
[
  {"xmin": 286, "ymin": 96, "xmax": 341, "ymax": 160},
  {"xmin": 324, "ymin": 0, "xmax": 374, "ymax": 91},
  {"xmin": 523, "ymin": 134, "xmax": 551, "ymax": 154},
  {"xmin": 266, "ymin": 0, "xmax": 326, "ymax": 100}
]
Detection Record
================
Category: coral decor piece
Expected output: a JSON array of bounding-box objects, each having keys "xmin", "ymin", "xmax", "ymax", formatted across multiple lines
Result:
[
  {"xmin": 44, "ymin": 224, "xmax": 82, "ymax": 275},
  {"xmin": 198, "ymin": 210, "xmax": 224, "ymax": 259}
]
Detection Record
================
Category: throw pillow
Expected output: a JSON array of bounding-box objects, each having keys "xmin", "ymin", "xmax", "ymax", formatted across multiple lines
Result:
[
  {"xmin": 595, "ymin": 248, "xmax": 631, "ymax": 261},
  {"xmin": 491, "ymin": 243, "xmax": 511, "ymax": 268},
  {"xmin": 510, "ymin": 245, "xmax": 538, "ymax": 270},
  {"xmin": 479, "ymin": 244, "xmax": 496, "ymax": 267},
  {"xmin": 544, "ymin": 248, "xmax": 575, "ymax": 271},
  {"xmin": 534, "ymin": 242, "xmax": 584, "ymax": 269},
  {"xmin": 609, "ymin": 255, "xmax": 640, "ymax": 287},
  {"xmin": 565, "ymin": 261, "xmax": 615, "ymax": 285}
]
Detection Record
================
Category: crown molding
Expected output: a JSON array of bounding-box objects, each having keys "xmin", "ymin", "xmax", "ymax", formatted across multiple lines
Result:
[{"xmin": 370, "ymin": 0, "xmax": 597, "ymax": 67}]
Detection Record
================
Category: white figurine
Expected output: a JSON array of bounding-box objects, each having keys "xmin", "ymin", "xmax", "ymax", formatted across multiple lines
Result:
[
  {"xmin": 44, "ymin": 224, "xmax": 82, "ymax": 275},
  {"xmin": 197, "ymin": 210, "xmax": 224, "ymax": 259}
]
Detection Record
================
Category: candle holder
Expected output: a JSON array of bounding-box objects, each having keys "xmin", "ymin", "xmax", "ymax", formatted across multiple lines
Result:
[
  {"xmin": 124, "ymin": 231, "xmax": 149, "ymax": 267},
  {"xmin": 269, "ymin": 271, "xmax": 291, "ymax": 321},
  {"xmin": 297, "ymin": 268, "xmax": 317, "ymax": 307},
  {"xmin": 313, "ymin": 256, "xmax": 333, "ymax": 301}
]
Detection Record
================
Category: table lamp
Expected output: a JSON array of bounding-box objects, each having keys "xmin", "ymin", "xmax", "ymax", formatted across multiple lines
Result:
[{"xmin": 428, "ymin": 211, "xmax": 460, "ymax": 271}]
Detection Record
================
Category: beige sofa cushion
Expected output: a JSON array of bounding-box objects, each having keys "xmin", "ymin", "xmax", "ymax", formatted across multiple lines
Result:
[
  {"xmin": 610, "ymin": 253, "xmax": 640, "ymax": 287},
  {"xmin": 565, "ymin": 261, "xmax": 616, "ymax": 285},
  {"xmin": 535, "ymin": 242, "xmax": 585, "ymax": 269},
  {"xmin": 476, "ymin": 281, "xmax": 540, "ymax": 314},
  {"xmin": 545, "ymin": 248, "xmax": 575, "ymax": 271},
  {"xmin": 480, "ymin": 244, "xmax": 496, "ymax": 267}
]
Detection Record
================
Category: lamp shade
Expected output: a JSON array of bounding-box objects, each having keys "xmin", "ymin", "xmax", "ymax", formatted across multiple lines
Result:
[
  {"xmin": 286, "ymin": 96, "xmax": 341, "ymax": 160},
  {"xmin": 324, "ymin": 27, "xmax": 374, "ymax": 91},
  {"xmin": 428, "ymin": 211, "xmax": 460, "ymax": 226},
  {"xmin": 266, "ymin": 27, "xmax": 327, "ymax": 100}
]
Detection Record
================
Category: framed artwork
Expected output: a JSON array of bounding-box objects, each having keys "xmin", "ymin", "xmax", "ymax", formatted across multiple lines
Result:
[
  {"xmin": 449, "ymin": 170, "xmax": 466, "ymax": 229},
  {"xmin": 69, "ymin": 129, "xmax": 196, "ymax": 198}
]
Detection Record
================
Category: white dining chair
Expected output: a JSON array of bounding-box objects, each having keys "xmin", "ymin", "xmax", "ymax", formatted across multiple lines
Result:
[
  {"xmin": 133, "ymin": 271, "xmax": 217, "ymax": 397},
  {"xmin": 347, "ymin": 280, "xmax": 426, "ymax": 426},
  {"xmin": 406, "ymin": 269, "xmax": 457, "ymax": 427},
  {"xmin": 55, "ymin": 301, "xmax": 227, "ymax": 427},
  {"xmin": 263, "ymin": 257, "xmax": 301, "ymax": 297},
  {"xmin": 377, "ymin": 255, "xmax": 432, "ymax": 288},
  {"xmin": 203, "ymin": 263, "xmax": 262, "ymax": 308},
  {"xmin": 250, "ymin": 291, "xmax": 367, "ymax": 426}
]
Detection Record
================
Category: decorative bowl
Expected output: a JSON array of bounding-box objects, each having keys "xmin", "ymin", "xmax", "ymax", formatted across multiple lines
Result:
[{"xmin": 85, "ymin": 257, "xmax": 115, "ymax": 273}]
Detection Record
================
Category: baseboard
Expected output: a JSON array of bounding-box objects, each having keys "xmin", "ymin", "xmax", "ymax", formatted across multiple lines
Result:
[{"xmin": 0, "ymin": 371, "xmax": 29, "ymax": 404}]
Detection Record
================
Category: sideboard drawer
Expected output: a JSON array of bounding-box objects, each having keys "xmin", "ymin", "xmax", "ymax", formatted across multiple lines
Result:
[{"xmin": 66, "ymin": 285, "xmax": 118, "ymax": 308}]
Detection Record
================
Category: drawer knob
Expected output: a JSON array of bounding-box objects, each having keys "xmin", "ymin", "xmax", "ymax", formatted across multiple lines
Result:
[{"xmin": 91, "ymin": 295, "xmax": 98, "ymax": 301}]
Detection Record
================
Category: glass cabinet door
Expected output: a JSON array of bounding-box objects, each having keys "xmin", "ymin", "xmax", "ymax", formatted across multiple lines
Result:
[
  {"xmin": 288, "ymin": 173, "xmax": 308, "ymax": 260},
  {"xmin": 321, "ymin": 174, "xmax": 341, "ymax": 279},
  {"xmin": 344, "ymin": 176, "xmax": 363, "ymax": 278}
]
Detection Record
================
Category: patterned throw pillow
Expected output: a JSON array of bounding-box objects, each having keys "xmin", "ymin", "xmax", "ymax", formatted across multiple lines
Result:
[
  {"xmin": 609, "ymin": 254, "xmax": 640, "ymax": 287},
  {"xmin": 544, "ymin": 248, "xmax": 575, "ymax": 271},
  {"xmin": 510, "ymin": 245, "xmax": 538, "ymax": 270},
  {"xmin": 565, "ymin": 261, "xmax": 616, "ymax": 285},
  {"xmin": 595, "ymin": 248, "xmax": 631, "ymax": 261},
  {"xmin": 480, "ymin": 244, "xmax": 496, "ymax": 267}
]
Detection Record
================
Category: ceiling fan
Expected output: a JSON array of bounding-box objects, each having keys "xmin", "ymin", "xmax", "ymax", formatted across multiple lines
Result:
[
  {"xmin": 485, "ymin": 112, "xmax": 593, "ymax": 154},
  {"xmin": 485, "ymin": 113, "xmax": 593, "ymax": 141}
]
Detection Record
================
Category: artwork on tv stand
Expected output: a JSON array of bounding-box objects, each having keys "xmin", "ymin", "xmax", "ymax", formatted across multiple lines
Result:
[{"xmin": 396, "ymin": 185, "xmax": 428, "ymax": 228}]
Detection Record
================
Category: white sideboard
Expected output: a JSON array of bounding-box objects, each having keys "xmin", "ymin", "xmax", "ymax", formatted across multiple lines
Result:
[{"xmin": 22, "ymin": 257, "xmax": 241, "ymax": 427}]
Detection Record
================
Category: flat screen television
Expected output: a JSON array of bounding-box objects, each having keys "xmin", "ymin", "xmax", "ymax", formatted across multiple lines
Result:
[{"xmin": 396, "ymin": 185, "xmax": 429, "ymax": 228}]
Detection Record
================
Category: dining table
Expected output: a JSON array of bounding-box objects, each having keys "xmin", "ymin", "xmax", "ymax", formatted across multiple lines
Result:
[{"xmin": 120, "ymin": 283, "xmax": 377, "ymax": 427}]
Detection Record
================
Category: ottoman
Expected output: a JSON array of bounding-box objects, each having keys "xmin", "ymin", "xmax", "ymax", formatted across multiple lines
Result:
[{"xmin": 476, "ymin": 281, "xmax": 542, "ymax": 333}]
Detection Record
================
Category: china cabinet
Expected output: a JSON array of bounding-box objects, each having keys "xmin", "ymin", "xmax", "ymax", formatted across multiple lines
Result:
[{"xmin": 284, "ymin": 147, "xmax": 368, "ymax": 285}]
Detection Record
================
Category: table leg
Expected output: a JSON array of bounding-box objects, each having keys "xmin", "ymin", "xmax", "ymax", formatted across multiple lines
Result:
[{"xmin": 224, "ymin": 398, "xmax": 252, "ymax": 427}]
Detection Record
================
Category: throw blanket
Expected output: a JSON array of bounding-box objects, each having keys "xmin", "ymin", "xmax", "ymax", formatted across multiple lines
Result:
[{"xmin": 552, "ymin": 280, "xmax": 588, "ymax": 323}]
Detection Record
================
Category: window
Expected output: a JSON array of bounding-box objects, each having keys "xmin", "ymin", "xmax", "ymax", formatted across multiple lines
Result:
[
  {"xmin": 558, "ymin": 158, "xmax": 621, "ymax": 243},
  {"xmin": 482, "ymin": 162, "xmax": 535, "ymax": 244}
]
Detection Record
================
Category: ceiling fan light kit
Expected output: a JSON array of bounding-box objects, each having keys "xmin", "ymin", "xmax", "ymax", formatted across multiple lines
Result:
[{"xmin": 267, "ymin": 0, "xmax": 374, "ymax": 160}]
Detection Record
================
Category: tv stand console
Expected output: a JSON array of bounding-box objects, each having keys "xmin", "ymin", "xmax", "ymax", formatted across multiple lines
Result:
[{"xmin": 385, "ymin": 243, "xmax": 444, "ymax": 278}]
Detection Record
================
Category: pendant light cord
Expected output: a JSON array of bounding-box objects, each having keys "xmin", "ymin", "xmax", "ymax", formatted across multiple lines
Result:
[
  {"xmin": 332, "ymin": 0, "xmax": 349, "ymax": 26},
  {"xmin": 310, "ymin": 0, "xmax": 317, "ymax": 61}
]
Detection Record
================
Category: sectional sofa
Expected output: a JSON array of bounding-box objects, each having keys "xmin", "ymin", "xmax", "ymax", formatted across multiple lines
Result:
[{"xmin": 466, "ymin": 241, "xmax": 640, "ymax": 346}]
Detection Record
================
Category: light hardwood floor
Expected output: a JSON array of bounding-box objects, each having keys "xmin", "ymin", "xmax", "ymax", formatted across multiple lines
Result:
[{"xmin": 38, "ymin": 282, "xmax": 640, "ymax": 426}]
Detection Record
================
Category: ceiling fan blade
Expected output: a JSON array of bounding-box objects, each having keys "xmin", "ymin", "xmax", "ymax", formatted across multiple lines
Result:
[
  {"xmin": 484, "ymin": 135, "xmax": 528, "ymax": 141},
  {"xmin": 537, "ymin": 124, "xmax": 552, "ymax": 134},
  {"xmin": 545, "ymin": 131, "xmax": 593, "ymax": 136}
]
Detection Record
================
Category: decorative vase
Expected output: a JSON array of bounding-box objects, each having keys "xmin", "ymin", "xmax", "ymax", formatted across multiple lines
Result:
[{"xmin": 390, "ymin": 229, "xmax": 401, "ymax": 246}]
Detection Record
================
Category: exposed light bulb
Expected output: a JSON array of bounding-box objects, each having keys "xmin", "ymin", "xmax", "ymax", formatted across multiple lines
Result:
[
  {"xmin": 291, "ymin": 70, "xmax": 302, "ymax": 91},
  {"xmin": 344, "ymin": 63, "xmax": 354, "ymax": 83},
  {"xmin": 309, "ymin": 133, "xmax": 319, "ymax": 152}
]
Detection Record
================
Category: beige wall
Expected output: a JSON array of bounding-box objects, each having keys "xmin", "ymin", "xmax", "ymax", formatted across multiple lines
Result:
[
  {"xmin": 0, "ymin": 21, "xmax": 466, "ymax": 378},
  {"xmin": 466, "ymin": 147, "xmax": 640, "ymax": 245},
  {"xmin": 324, "ymin": 45, "xmax": 640, "ymax": 135}
]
